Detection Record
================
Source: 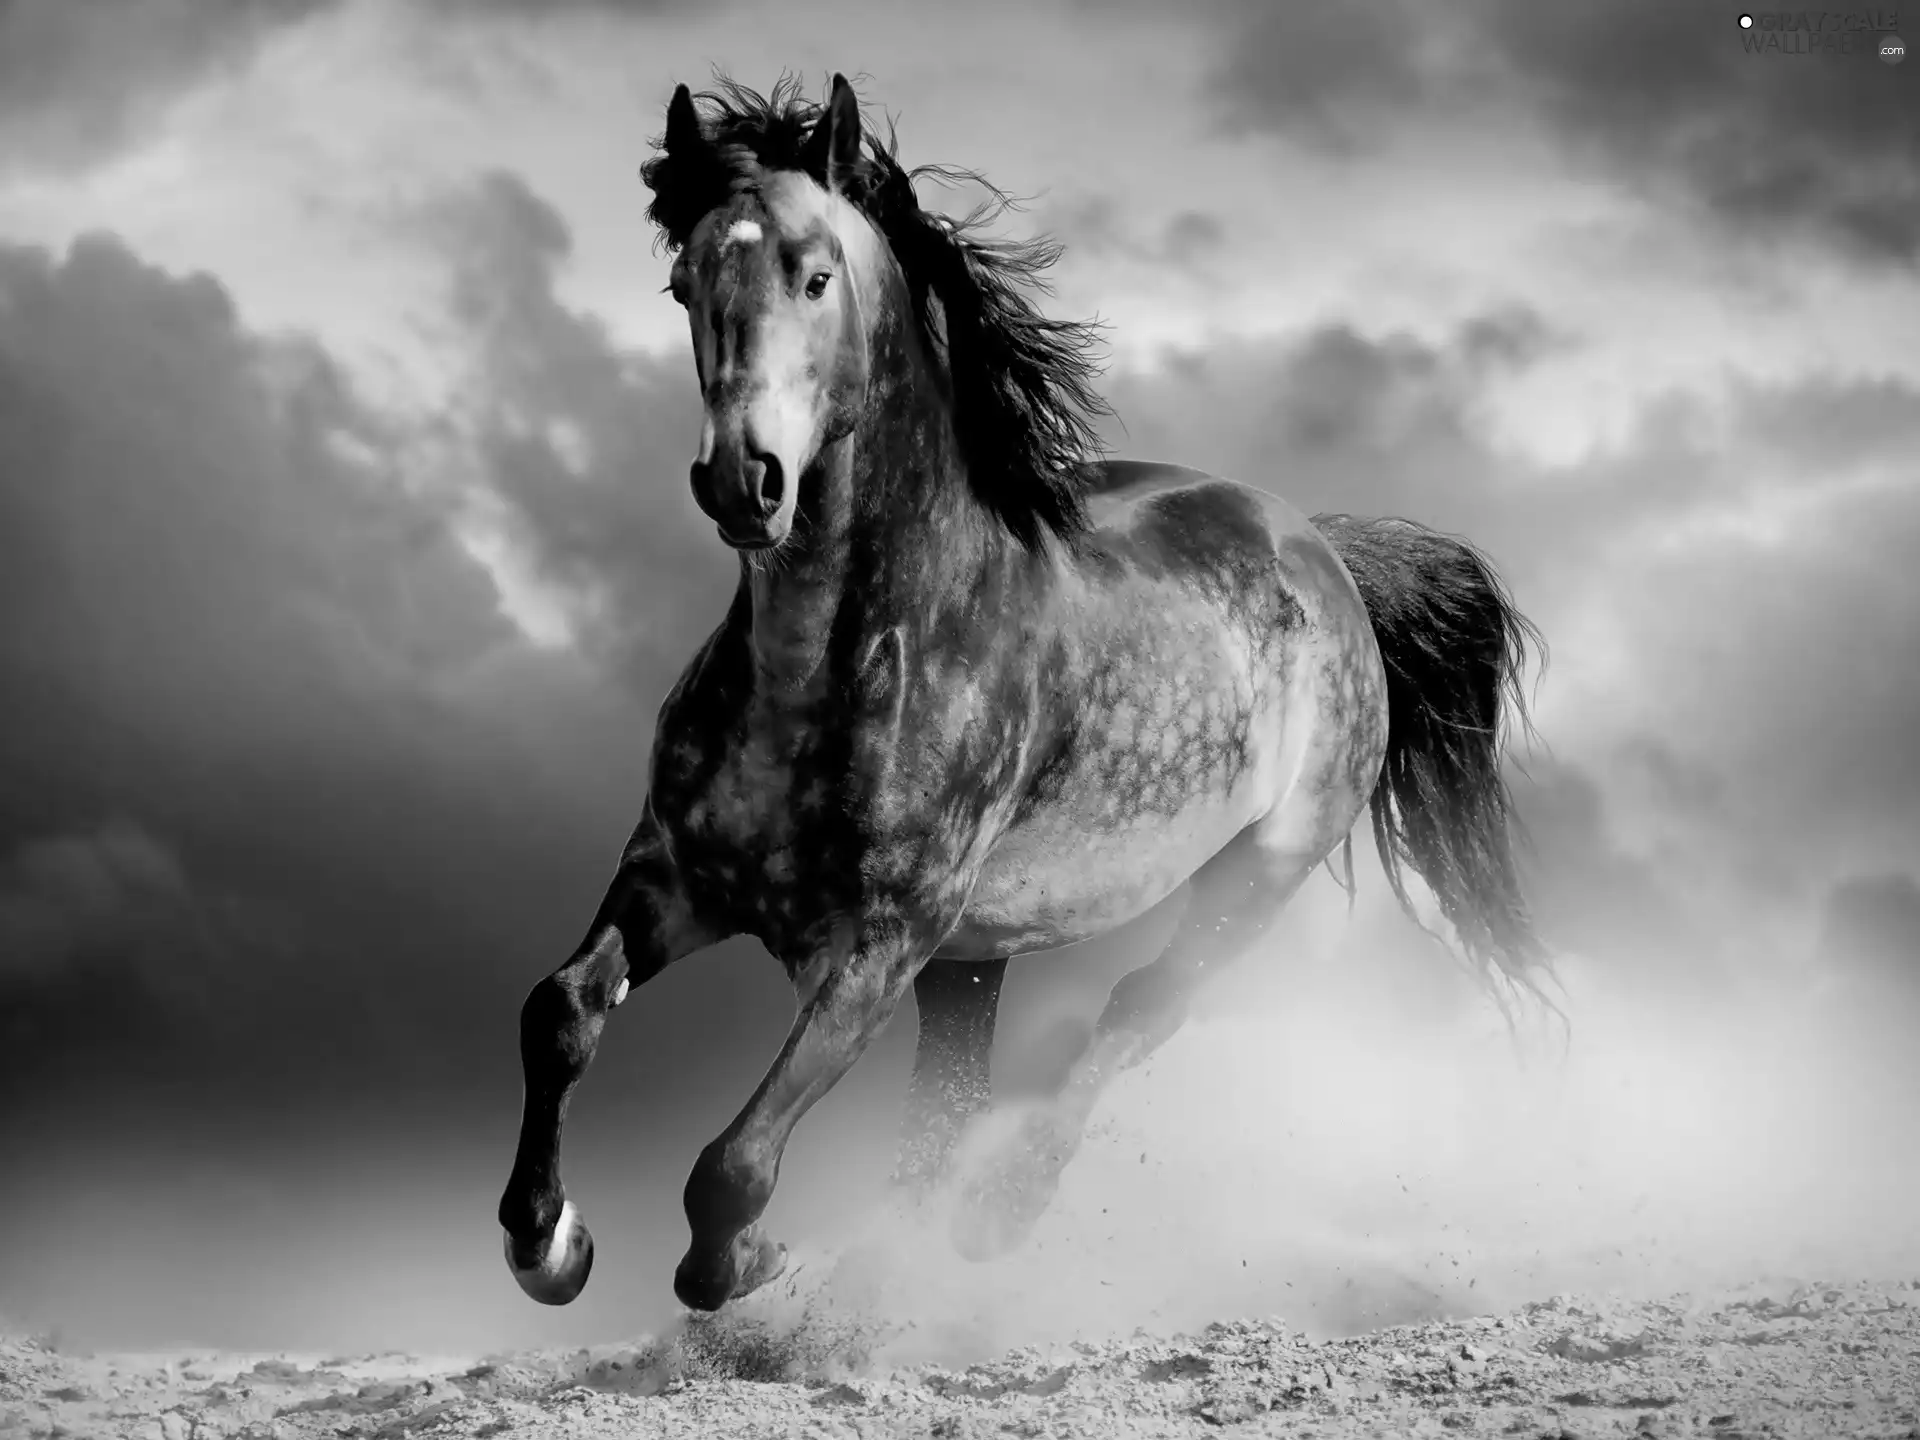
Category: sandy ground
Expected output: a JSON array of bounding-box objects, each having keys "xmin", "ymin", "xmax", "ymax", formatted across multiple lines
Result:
[{"xmin": 6, "ymin": 1277, "xmax": 1918, "ymax": 1439}]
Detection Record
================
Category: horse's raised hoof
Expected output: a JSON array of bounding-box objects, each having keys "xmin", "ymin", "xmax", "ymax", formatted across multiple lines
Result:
[
  {"xmin": 950, "ymin": 1106, "xmax": 1079, "ymax": 1263},
  {"xmin": 674, "ymin": 1223, "xmax": 788, "ymax": 1313},
  {"xmin": 503, "ymin": 1198, "xmax": 594, "ymax": 1305}
]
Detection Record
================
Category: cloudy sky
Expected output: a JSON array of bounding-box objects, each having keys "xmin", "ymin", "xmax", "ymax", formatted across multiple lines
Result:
[{"xmin": 0, "ymin": 0, "xmax": 1915, "ymax": 1357}]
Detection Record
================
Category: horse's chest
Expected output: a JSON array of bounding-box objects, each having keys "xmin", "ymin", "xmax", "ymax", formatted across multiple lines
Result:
[{"xmin": 653, "ymin": 724, "xmax": 858, "ymax": 940}]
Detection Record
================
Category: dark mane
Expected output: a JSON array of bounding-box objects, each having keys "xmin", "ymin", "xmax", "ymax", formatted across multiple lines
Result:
[{"xmin": 640, "ymin": 73, "xmax": 1112, "ymax": 552}]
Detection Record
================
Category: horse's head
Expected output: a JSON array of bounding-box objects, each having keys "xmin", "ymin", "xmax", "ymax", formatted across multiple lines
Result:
[
  {"xmin": 644, "ymin": 73, "xmax": 1111, "ymax": 558},
  {"xmin": 656, "ymin": 76, "xmax": 879, "ymax": 552}
]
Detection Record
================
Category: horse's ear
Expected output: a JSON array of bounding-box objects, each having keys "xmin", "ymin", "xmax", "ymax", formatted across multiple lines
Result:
[
  {"xmin": 664, "ymin": 83, "xmax": 704, "ymax": 157},
  {"xmin": 802, "ymin": 73, "xmax": 862, "ymax": 191}
]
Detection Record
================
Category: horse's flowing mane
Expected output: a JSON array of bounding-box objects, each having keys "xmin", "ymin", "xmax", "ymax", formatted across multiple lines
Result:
[{"xmin": 640, "ymin": 73, "xmax": 1113, "ymax": 551}]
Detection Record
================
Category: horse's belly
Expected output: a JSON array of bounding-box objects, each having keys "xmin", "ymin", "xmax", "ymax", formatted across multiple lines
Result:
[{"xmin": 941, "ymin": 782, "xmax": 1267, "ymax": 960}]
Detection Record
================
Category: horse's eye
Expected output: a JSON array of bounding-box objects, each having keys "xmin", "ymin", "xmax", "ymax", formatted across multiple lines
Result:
[{"xmin": 805, "ymin": 271, "xmax": 831, "ymax": 301}]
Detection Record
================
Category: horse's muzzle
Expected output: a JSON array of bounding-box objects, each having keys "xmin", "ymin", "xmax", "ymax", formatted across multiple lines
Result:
[{"xmin": 690, "ymin": 448, "xmax": 790, "ymax": 549}]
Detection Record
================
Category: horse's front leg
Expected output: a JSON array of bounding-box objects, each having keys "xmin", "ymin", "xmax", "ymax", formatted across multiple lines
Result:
[
  {"xmin": 499, "ymin": 806, "xmax": 714, "ymax": 1305},
  {"xmin": 673, "ymin": 916, "xmax": 934, "ymax": 1312}
]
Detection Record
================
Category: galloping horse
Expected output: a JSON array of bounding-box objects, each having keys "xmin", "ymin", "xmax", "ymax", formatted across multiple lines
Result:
[{"xmin": 498, "ymin": 74, "xmax": 1548, "ymax": 1315}]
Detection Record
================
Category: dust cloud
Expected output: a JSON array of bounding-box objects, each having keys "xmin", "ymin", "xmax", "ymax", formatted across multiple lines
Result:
[
  {"xmin": 6, "ymin": 856, "xmax": 1914, "ymax": 1372},
  {"xmin": 717, "ymin": 862, "xmax": 1920, "ymax": 1373}
]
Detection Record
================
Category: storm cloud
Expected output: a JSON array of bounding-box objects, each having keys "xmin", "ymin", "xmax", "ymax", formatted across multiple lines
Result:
[
  {"xmin": 0, "ymin": 0, "xmax": 333, "ymax": 170},
  {"xmin": 0, "ymin": 187, "xmax": 735, "ymax": 1127},
  {"xmin": 0, "ymin": 0, "xmax": 720, "ymax": 174},
  {"xmin": 417, "ymin": 169, "xmax": 731, "ymax": 679},
  {"xmin": 1208, "ymin": 0, "xmax": 1920, "ymax": 265}
]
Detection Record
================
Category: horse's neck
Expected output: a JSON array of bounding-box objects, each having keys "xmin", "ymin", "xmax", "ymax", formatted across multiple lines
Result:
[
  {"xmin": 743, "ymin": 292, "xmax": 1020, "ymax": 699},
  {"xmin": 742, "ymin": 427, "xmax": 1017, "ymax": 701}
]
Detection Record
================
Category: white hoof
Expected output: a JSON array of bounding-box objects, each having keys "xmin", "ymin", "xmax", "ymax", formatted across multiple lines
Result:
[{"xmin": 504, "ymin": 1198, "xmax": 594, "ymax": 1305}]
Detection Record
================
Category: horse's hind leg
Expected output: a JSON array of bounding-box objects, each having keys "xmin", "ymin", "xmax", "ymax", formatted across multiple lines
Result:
[
  {"xmin": 951, "ymin": 829, "xmax": 1314, "ymax": 1261},
  {"xmin": 892, "ymin": 957, "xmax": 1009, "ymax": 1195}
]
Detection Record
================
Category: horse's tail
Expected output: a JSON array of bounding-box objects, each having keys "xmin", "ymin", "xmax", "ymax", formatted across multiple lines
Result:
[{"xmin": 1311, "ymin": 513, "xmax": 1551, "ymax": 999}]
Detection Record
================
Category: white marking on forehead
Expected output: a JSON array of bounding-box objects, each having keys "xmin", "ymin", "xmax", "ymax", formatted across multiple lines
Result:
[{"xmin": 724, "ymin": 219, "xmax": 763, "ymax": 248}]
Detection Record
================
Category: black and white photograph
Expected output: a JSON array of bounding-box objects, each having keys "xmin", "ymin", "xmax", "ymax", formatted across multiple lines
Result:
[{"xmin": 1, "ymin": 1, "xmax": 1916, "ymax": 1435}]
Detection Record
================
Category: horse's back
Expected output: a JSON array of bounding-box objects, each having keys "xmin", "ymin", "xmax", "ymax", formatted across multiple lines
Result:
[
  {"xmin": 941, "ymin": 459, "xmax": 1386, "ymax": 960},
  {"xmin": 1082, "ymin": 460, "xmax": 1363, "ymax": 620}
]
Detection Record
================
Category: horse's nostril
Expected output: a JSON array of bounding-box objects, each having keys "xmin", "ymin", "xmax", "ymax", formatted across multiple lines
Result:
[{"xmin": 752, "ymin": 451, "xmax": 784, "ymax": 513}]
